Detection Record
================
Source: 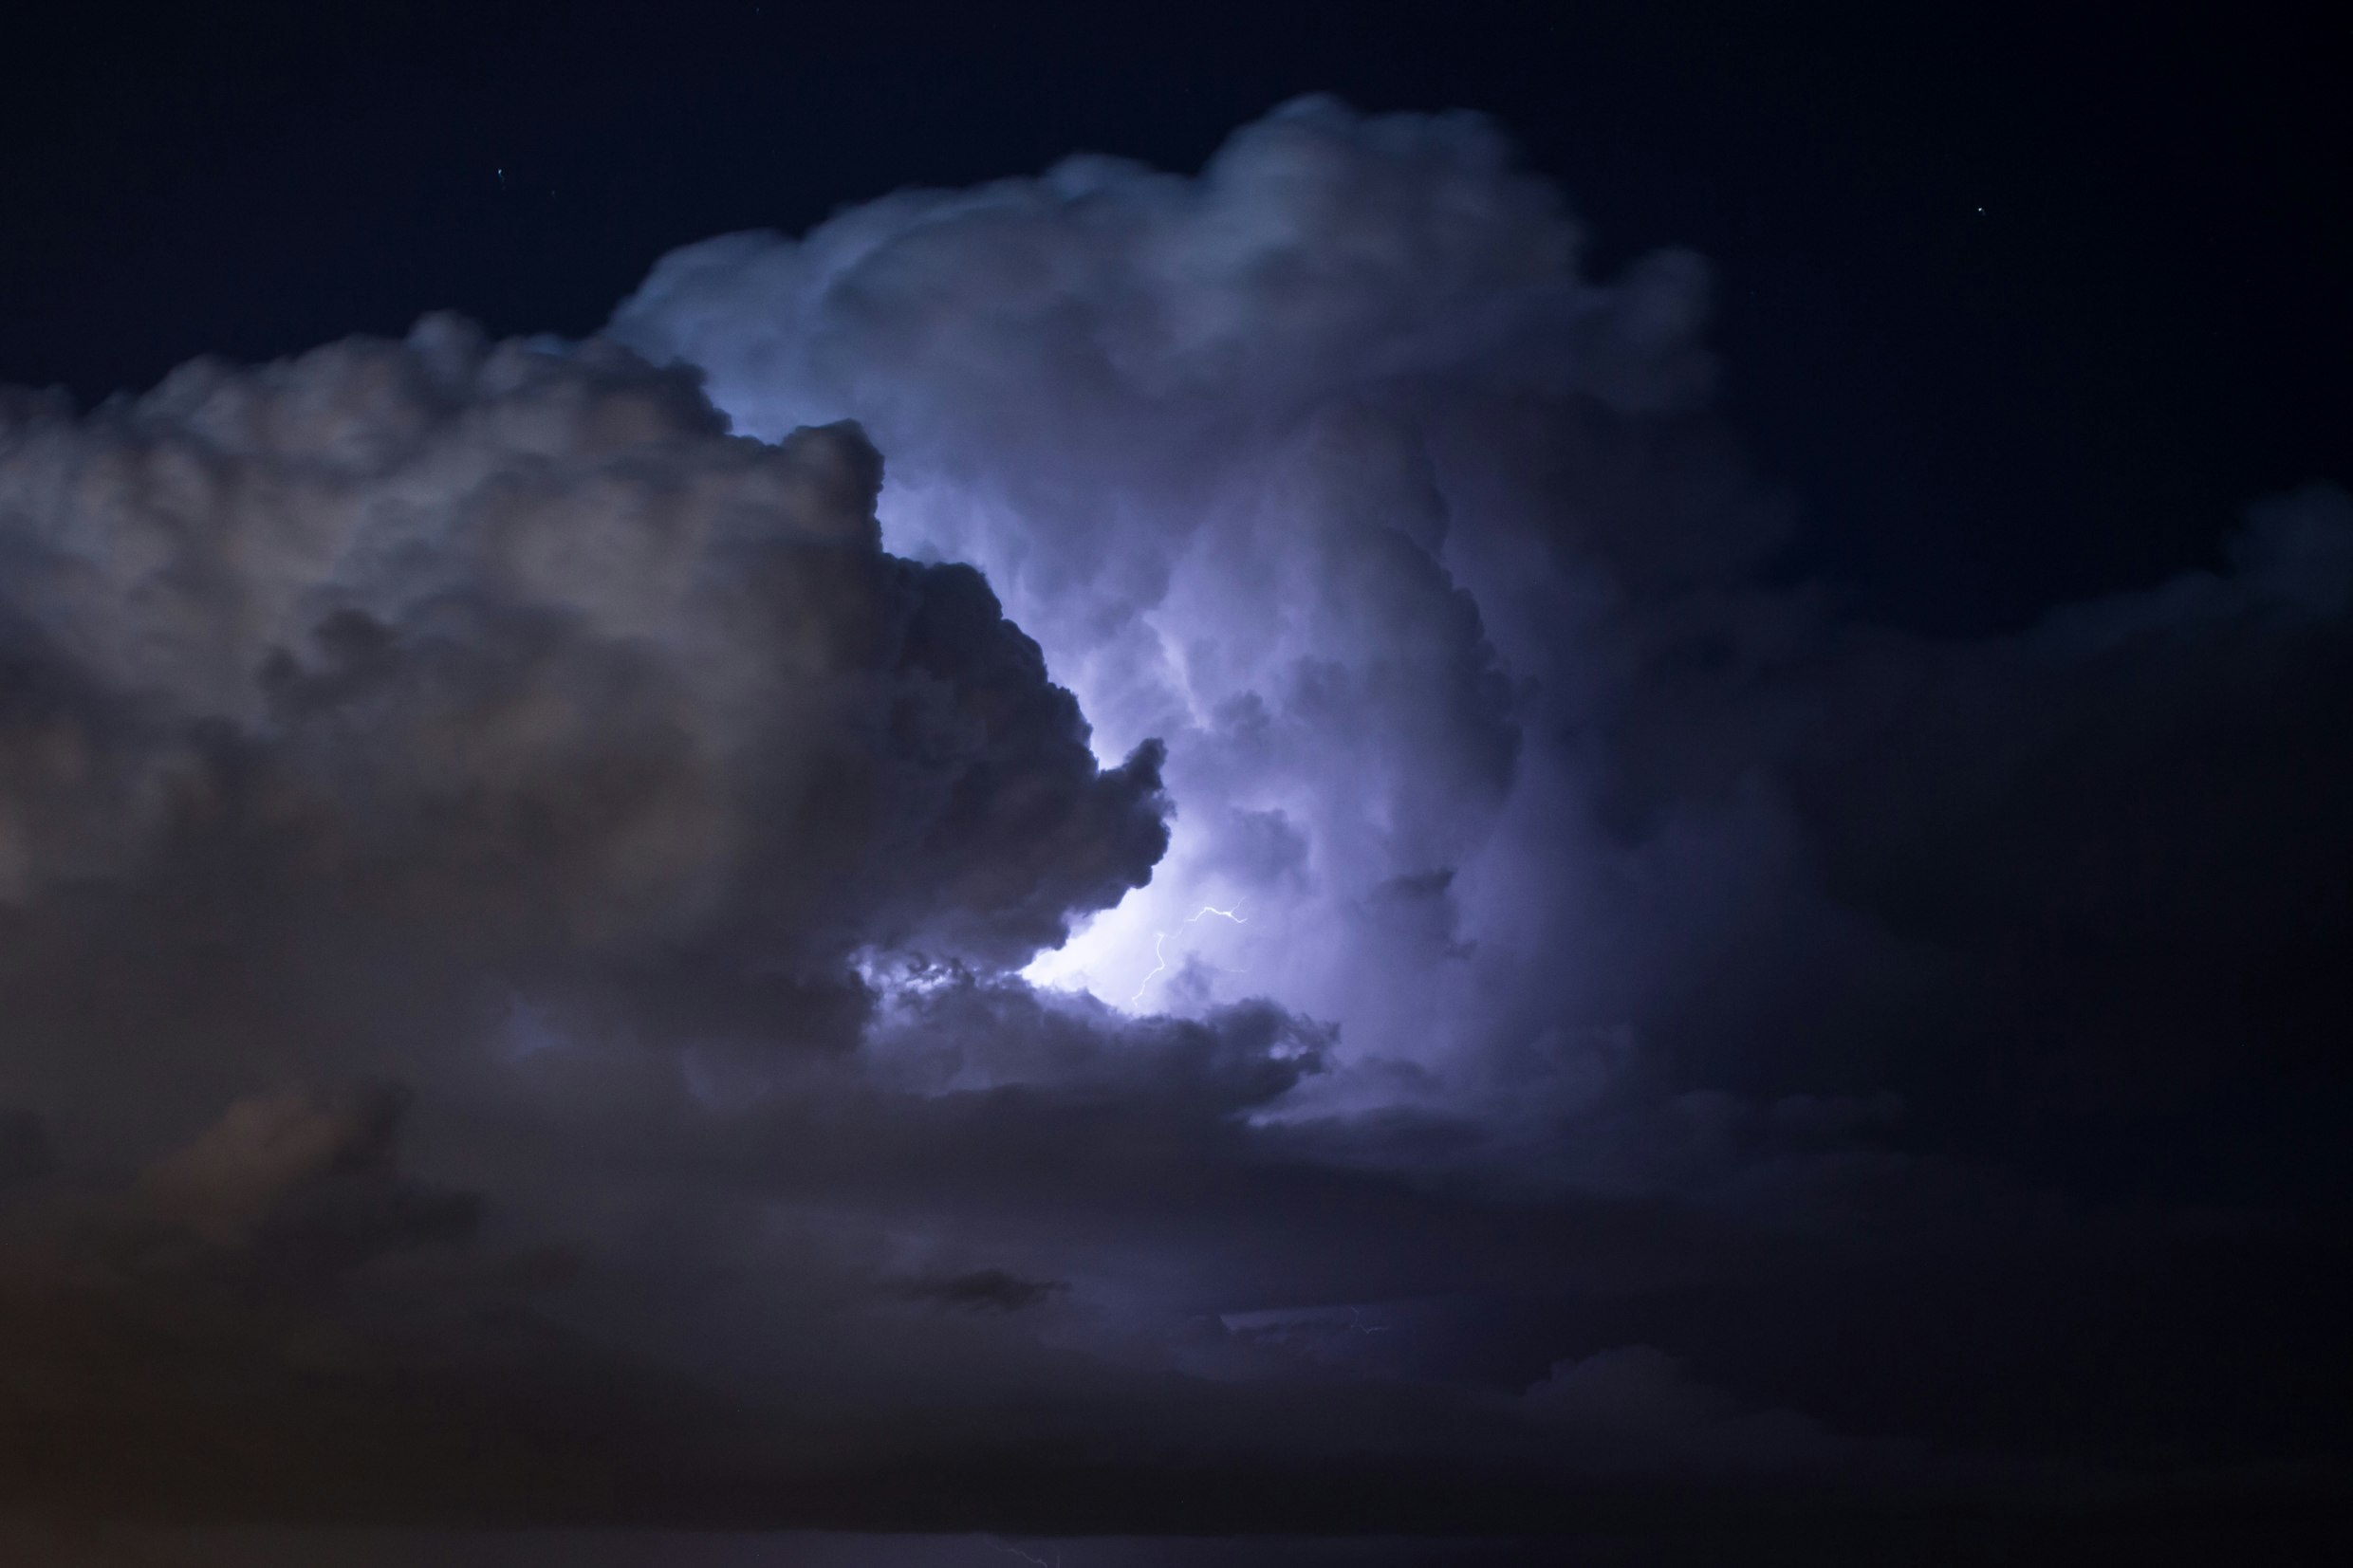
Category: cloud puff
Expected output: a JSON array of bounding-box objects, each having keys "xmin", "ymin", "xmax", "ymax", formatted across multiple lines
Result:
[{"xmin": 0, "ymin": 318, "xmax": 1165, "ymax": 1128}]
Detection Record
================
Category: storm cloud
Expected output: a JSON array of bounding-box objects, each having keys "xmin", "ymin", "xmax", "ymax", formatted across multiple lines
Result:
[
  {"xmin": 615, "ymin": 95, "xmax": 2353, "ymax": 1173},
  {"xmin": 0, "ymin": 320, "xmax": 1164, "ymax": 1114},
  {"xmin": 1, "ymin": 97, "xmax": 2348, "ymax": 1540}
]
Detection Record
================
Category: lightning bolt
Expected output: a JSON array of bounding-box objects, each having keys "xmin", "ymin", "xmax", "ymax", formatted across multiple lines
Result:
[
  {"xmin": 1129, "ymin": 931, "xmax": 1169, "ymax": 1006},
  {"xmin": 1132, "ymin": 904, "xmax": 1249, "ymax": 1005}
]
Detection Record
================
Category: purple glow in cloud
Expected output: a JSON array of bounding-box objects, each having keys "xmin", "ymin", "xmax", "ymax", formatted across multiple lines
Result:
[
  {"xmin": 612, "ymin": 99, "xmax": 1721, "ymax": 1113},
  {"xmin": 613, "ymin": 95, "xmax": 2353, "ymax": 1172}
]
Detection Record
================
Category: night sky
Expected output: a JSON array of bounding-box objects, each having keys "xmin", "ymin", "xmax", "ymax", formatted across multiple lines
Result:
[{"xmin": 2, "ymin": 2, "xmax": 2349, "ymax": 1563}]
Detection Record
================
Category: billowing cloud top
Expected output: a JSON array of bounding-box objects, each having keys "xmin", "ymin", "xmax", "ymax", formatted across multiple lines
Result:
[{"xmin": 612, "ymin": 94, "xmax": 2353, "ymax": 1140}]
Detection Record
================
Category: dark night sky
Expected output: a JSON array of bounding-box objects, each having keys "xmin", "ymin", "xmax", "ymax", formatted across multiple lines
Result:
[
  {"xmin": 6, "ymin": 0, "xmax": 2346, "ymax": 628},
  {"xmin": 3, "ymin": 3, "xmax": 2351, "ymax": 1562}
]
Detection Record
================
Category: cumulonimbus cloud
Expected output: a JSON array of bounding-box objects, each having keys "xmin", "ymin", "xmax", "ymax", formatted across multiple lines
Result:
[
  {"xmin": 0, "ymin": 95, "xmax": 2346, "ymax": 1530},
  {"xmin": 612, "ymin": 94, "xmax": 2353, "ymax": 1144}
]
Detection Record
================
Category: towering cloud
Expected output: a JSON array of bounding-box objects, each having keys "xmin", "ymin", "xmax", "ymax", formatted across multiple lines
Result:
[
  {"xmin": 613, "ymin": 96, "xmax": 2353, "ymax": 1155},
  {"xmin": 610, "ymin": 98, "xmax": 1707, "ymax": 1085}
]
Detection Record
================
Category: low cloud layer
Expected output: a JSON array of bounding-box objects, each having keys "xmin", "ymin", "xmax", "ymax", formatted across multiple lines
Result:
[{"xmin": 0, "ymin": 99, "xmax": 2347, "ymax": 1537}]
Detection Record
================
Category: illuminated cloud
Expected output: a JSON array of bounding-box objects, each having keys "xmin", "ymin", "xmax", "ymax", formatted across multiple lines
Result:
[
  {"xmin": 614, "ymin": 95, "xmax": 2353, "ymax": 1138},
  {"xmin": 610, "ymin": 98, "xmax": 1715, "ymax": 1092}
]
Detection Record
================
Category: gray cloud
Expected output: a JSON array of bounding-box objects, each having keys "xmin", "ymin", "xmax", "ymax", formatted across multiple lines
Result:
[
  {"xmin": 0, "ymin": 318, "xmax": 1201, "ymax": 1516},
  {"xmin": 1, "ymin": 96, "xmax": 2347, "ymax": 1536},
  {"xmin": 0, "ymin": 319, "xmax": 1164, "ymax": 1134}
]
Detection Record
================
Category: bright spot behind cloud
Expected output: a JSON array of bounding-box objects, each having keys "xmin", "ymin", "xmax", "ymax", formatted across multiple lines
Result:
[{"xmin": 611, "ymin": 98, "xmax": 1719, "ymax": 1091}]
